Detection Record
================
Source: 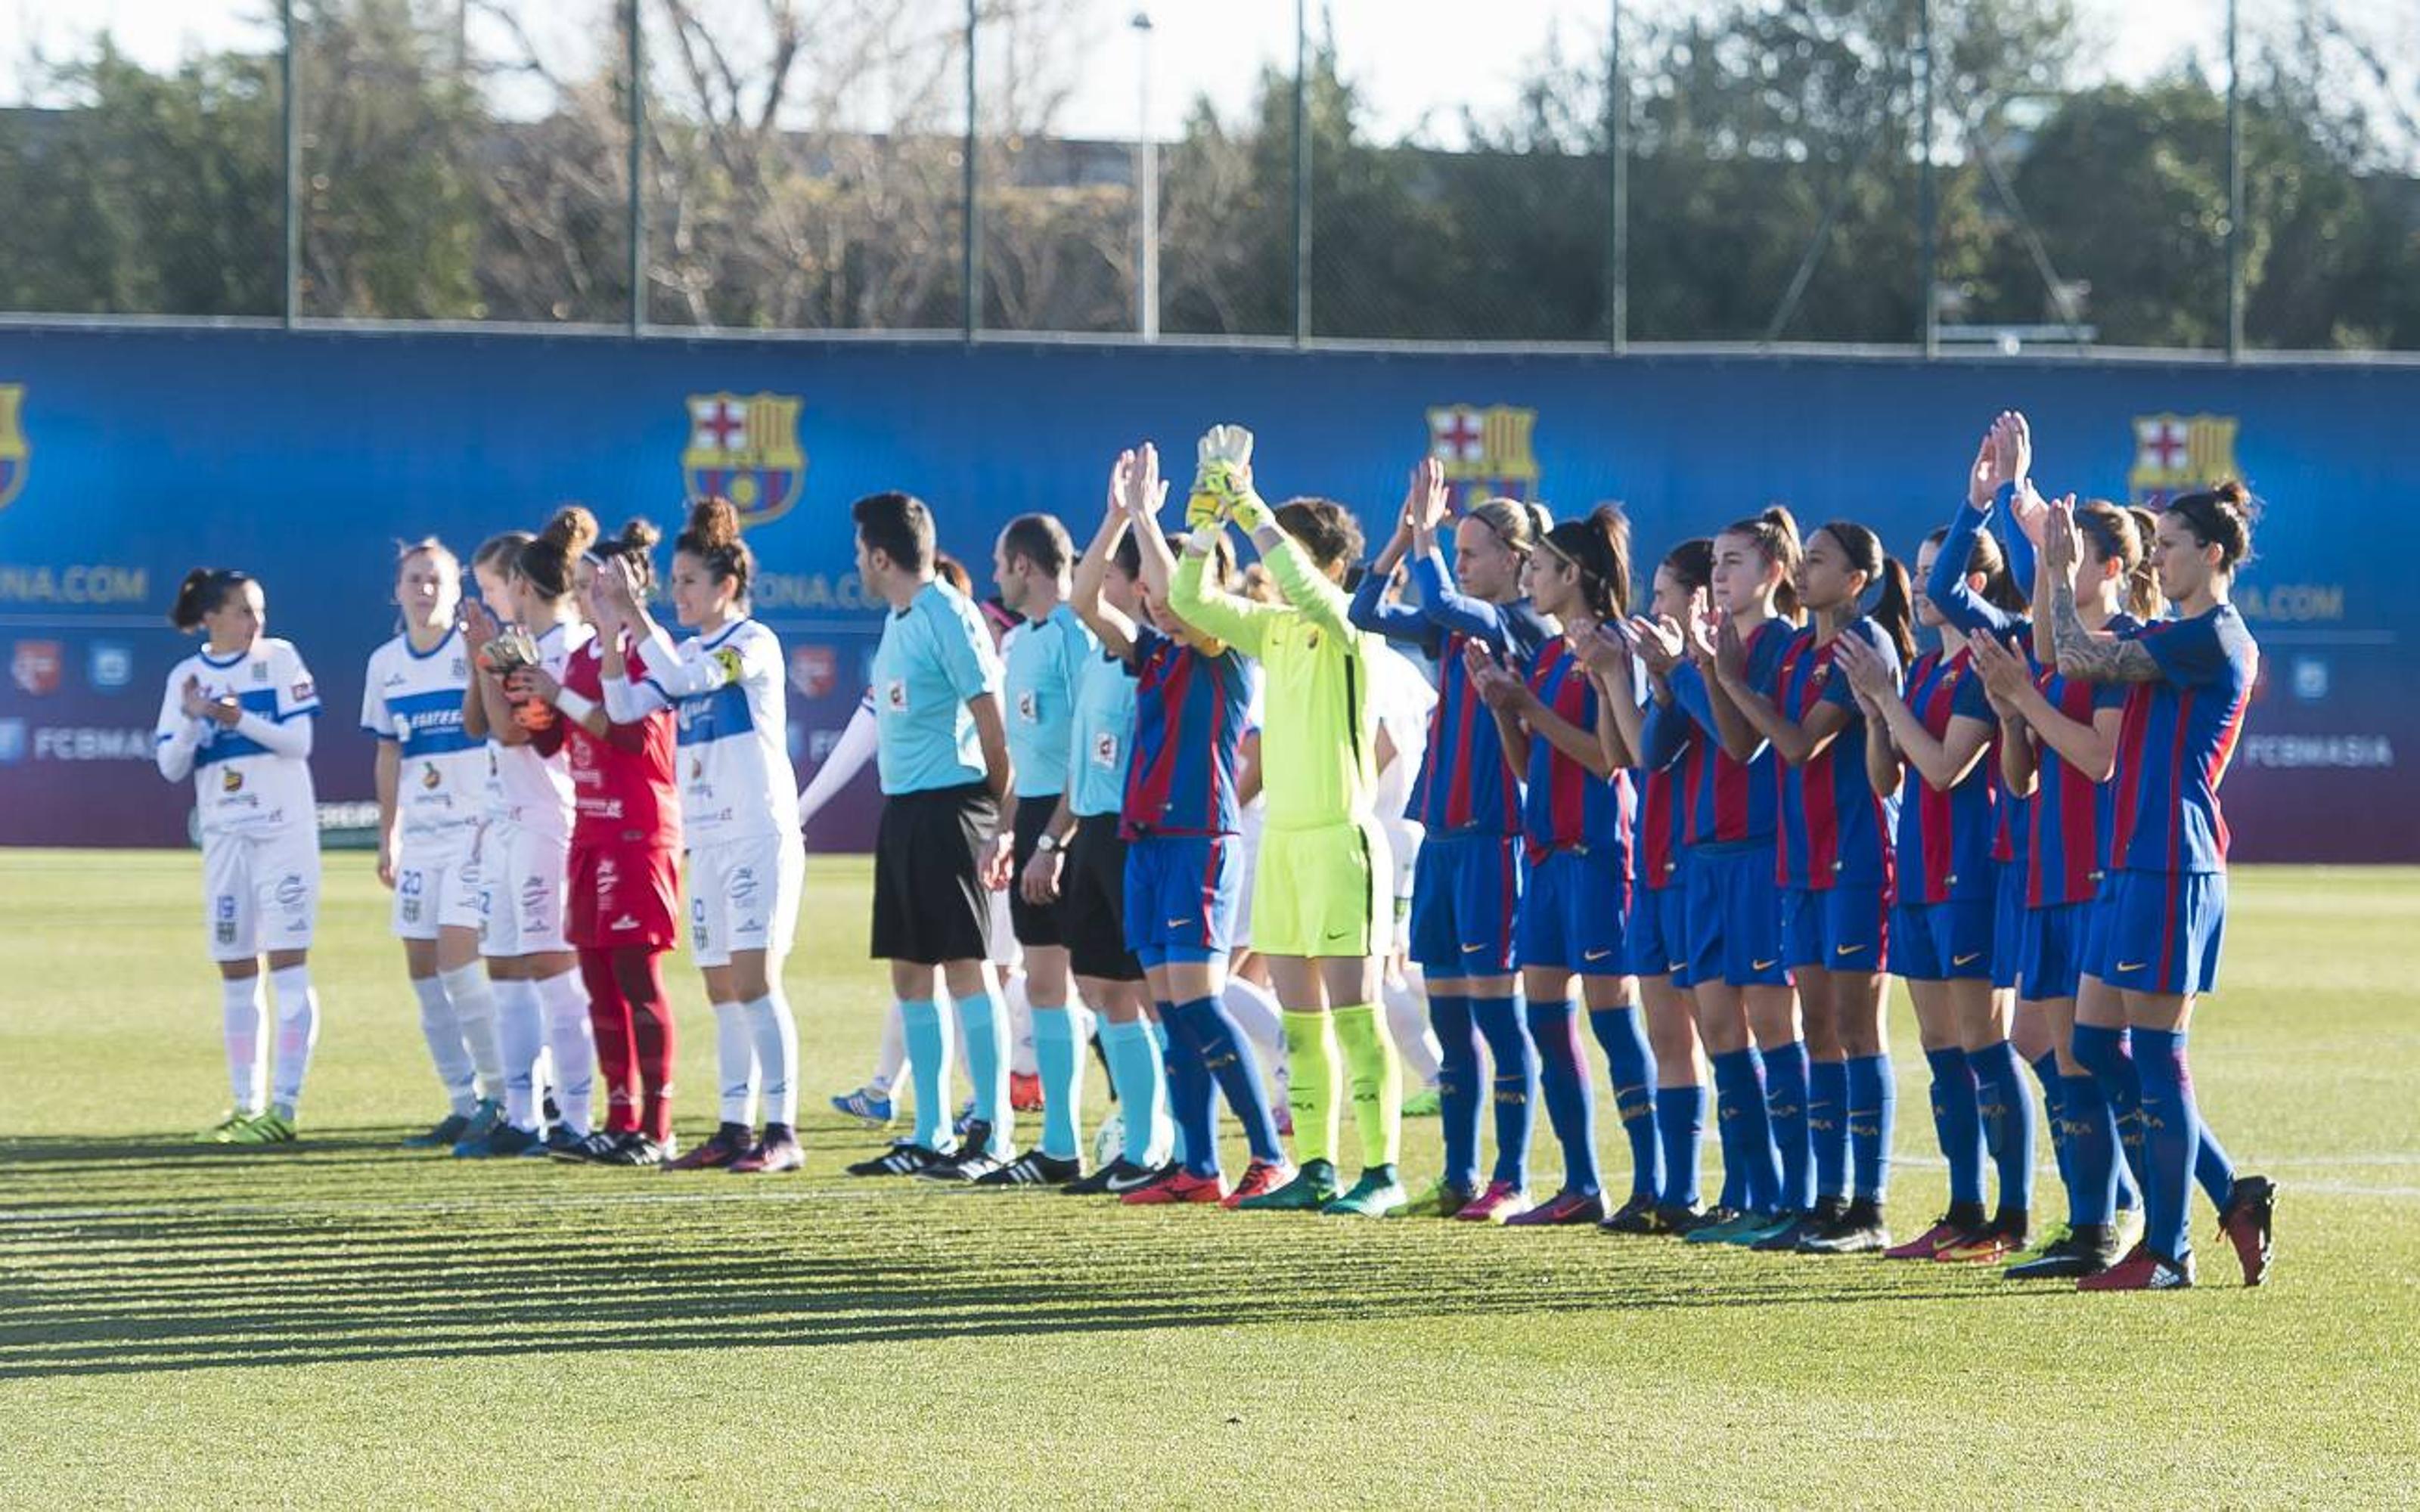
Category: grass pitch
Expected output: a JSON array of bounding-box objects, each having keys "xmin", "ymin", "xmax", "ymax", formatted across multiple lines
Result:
[{"xmin": 2, "ymin": 851, "xmax": 2416, "ymax": 1508}]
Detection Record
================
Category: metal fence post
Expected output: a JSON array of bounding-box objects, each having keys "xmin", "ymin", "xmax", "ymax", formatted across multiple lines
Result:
[
  {"xmin": 281, "ymin": 0, "xmax": 297, "ymax": 327},
  {"xmin": 1606, "ymin": 0, "xmax": 1627, "ymax": 352},
  {"xmin": 2225, "ymin": 0, "xmax": 2244, "ymax": 360},
  {"xmin": 1916, "ymin": 0, "xmax": 1936, "ymax": 358},
  {"xmin": 1291, "ymin": 0, "xmax": 1311, "ymax": 346},
  {"xmin": 963, "ymin": 0, "xmax": 982, "ymax": 342},
  {"xmin": 627, "ymin": 0, "xmax": 645, "ymax": 336}
]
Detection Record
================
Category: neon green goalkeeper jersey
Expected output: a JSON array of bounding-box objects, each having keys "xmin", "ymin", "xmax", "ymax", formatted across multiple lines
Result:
[{"xmin": 1171, "ymin": 535, "xmax": 1379, "ymax": 832}]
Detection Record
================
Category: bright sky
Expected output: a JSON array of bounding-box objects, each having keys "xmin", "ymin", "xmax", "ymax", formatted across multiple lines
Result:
[{"xmin": 0, "ymin": 0, "xmax": 2391, "ymax": 147}]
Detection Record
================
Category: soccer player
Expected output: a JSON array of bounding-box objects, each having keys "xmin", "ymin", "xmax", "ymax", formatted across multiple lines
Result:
[
  {"xmin": 1968, "ymin": 494, "xmax": 2160, "ymax": 1278},
  {"xmin": 363, "ymin": 538, "xmax": 504, "ymax": 1147},
  {"xmin": 158, "ymin": 568, "xmax": 325, "ymax": 1145},
  {"xmin": 452, "ymin": 508, "xmax": 596, "ymax": 1159},
  {"xmin": 1705, "ymin": 519, "xmax": 1911, "ymax": 1253},
  {"xmin": 1171, "ymin": 426, "xmax": 1404, "ymax": 1217},
  {"xmin": 2046, "ymin": 485, "xmax": 2276, "ymax": 1290},
  {"xmin": 1350, "ymin": 463, "xmax": 1551, "ymax": 1221},
  {"xmin": 1835, "ymin": 522, "xmax": 2024, "ymax": 1259},
  {"xmin": 1605, "ymin": 540, "xmax": 1717, "ymax": 1232},
  {"xmin": 597, "ymin": 497, "xmax": 806, "ymax": 1173},
  {"xmin": 843, "ymin": 491, "xmax": 1021, "ymax": 1180},
  {"xmin": 1468, "ymin": 507, "xmax": 1649, "ymax": 1228},
  {"xmin": 992, "ymin": 512, "xmax": 1095, "ymax": 1175}
]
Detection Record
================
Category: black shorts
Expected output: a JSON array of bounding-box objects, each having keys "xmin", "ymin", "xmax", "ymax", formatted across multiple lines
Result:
[
  {"xmin": 870, "ymin": 782, "xmax": 997, "ymax": 967},
  {"xmin": 1061, "ymin": 813, "xmax": 1143, "ymax": 982},
  {"xmin": 1008, "ymin": 793, "xmax": 1067, "ymax": 948}
]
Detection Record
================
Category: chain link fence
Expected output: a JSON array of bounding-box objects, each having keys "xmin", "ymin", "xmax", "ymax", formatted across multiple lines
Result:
[{"xmin": 3, "ymin": 0, "xmax": 2415, "ymax": 352}]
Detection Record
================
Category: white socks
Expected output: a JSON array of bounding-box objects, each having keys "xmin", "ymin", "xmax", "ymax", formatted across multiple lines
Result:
[
  {"xmin": 1007, "ymin": 972, "xmax": 1038, "ymax": 1078},
  {"xmin": 714, "ymin": 999, "xmax": 760, "ymax": 1126},
  {"xmin": 440, "ymin": 961, "xmax": 504, "ymax": 1101},
  {"xmin": 534, "ymin": 968, "xmax": 594, "ymax": 1136},
  {"xmin": 496, "ymin": 978, "xmax": 546, "ymax": 1130},
  {"xmin": 871, "ymin": 1000, "xmax": 908, "ymax": 1097},
  {"xmin": 267, "ymin": 964, "xmax": 320, "ymax": 1116},
  {"xmin": 1382, "ymin": 970, "xmax": 1444, "ymax": 1086},
  {"xmin": 743, "ymin": 990, "xmax": 799, "ymax": 1128},
  {"xmin": 410, "ymin": 974, "xmax": 480, "ymax": 1116},
  {"xmin": 222, "ymin": 975, "xmax": 268, "ymax": 1114}
]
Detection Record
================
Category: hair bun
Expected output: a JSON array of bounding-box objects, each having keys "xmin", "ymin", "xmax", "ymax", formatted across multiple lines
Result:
[
  {"xmin": 542, "ymin": 505, "xmax": 599, "ymax": 557},
  {"xmin": 1761, "ymin": 504, "xmax": 1800, "ymax": 537},
  {"xmin": 615, "ymin": 516, "xmax": 662, "ymax": 554},
  {"xmin": 686, "ymin": 496, "xmax": 741, "ymax": 552}
]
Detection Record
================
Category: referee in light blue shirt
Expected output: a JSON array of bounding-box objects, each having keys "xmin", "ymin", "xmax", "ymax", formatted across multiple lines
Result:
[{"xmin": 845, "ymin": 491, "xmax": 1020, "ymax": 1182}]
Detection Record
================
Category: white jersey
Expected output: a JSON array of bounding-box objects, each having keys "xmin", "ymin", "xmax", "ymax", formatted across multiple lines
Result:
[
  {"xmin": 155, "ymin": 637, "xmax": 321, "ymax": 840},
  {"xmin": 1369, "ymin": 640, "xmax": 1438, "ymax": 828},
  {"xmin": 360, "ymin": 627, "xmax": 483, "ymax": 843},
  {"xmin": 489, "ymin": 618, "xmax": 591, "ymax": 841},
  {"xmin": 609, "ymin": 618, "xmax": 794, "ymax": 846}
]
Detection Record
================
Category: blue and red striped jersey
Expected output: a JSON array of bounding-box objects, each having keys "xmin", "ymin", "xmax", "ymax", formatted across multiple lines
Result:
[
  {"xmin": 2107, "ymin": 605, "xmax": 2257, "ymax": 875},
  {"xmin": 1892, "ymin": 645, "xmax": 1998, "ymax": 905},
  {"xmin": 1634, "ymin": 690, "xmax": 1702, "ymax": 893},
  {"xmin": 1519, "ymin": 639, "xmax": 1635, "ymax": 868},
  {"xmin": 1671, "ymin": 617, "xmax": 1794, "ymax": 847},
  {"xmin": 1121, "ymin": 623, "xmax": 1253, "ymax": 838},
  {"xmin": 1773, "ymin": 619, "xmax": 1899, "ymax": 893},
  {"xmin": 2024, "ymin": 622, "xmax": 2136, "ymax": 907}
]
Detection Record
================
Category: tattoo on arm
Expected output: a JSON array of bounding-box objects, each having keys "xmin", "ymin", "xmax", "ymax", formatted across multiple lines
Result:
[{"xmin": 2051, "ymin": 580, "xmax": 2161, "ymax": 683}]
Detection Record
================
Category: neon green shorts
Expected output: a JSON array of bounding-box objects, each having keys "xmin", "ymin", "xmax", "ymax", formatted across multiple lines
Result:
[{"xmin": 1250, "ymin": 816, "xmax": 1390, "ymax": 959}]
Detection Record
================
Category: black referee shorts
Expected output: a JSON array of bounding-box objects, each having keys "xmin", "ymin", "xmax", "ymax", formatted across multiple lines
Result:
[
  {"xmin": 1008, "ymin": 792, "xmax": 1067, "ymax": 949},
  {"xmin": 1061, "ymin": 812, "xmax": 1143, "ymax": 982},
  {"xmin": 870, "ymin": 782, "xmax": 997, "ymax": 967}
]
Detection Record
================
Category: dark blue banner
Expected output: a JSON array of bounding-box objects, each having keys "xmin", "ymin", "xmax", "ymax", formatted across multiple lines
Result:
[{"xmin": 0, "ymin": 327, "xmax": 2409, "ymax": 860}]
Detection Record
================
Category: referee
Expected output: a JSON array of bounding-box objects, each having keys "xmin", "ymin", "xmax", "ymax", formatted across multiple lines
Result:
[{"xmin": 844, "ymin": 491, "xmax": 1019, "ymax": 1179}]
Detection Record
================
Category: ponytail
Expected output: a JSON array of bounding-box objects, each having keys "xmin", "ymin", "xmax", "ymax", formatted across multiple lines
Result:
[
  {"xmin": 1923, "ymin": 520, "xmax": 2026, "ymax": 613},
  {"xmin": 676, "ymin": 496, "xmax": 751, "ymax": 601},
  {"xmin": 169, "ymin": 567, "xmax": 253, "ymax": 631},
  {"xmin": 1719, "ymin": 506, "xmax": 1802, "ymax": 619},
  {"xmin": 1540, "ymin": 504, "xmax": 1633, "ymax": 621},
  {"xmin": 1817, "ymin": 521, "xmax": 1916, "ymax": 665},
  {"xmin": 2077, "ymin": 501, "xmax": 2165, "ymax": 622},
  {"xmin": 516, "ymin": 506, "xmax": 599, "ymax": 602}
]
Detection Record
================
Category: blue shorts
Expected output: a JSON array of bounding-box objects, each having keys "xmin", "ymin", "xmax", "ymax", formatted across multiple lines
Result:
[
  {"xmin": 1991, "ymin": 863, "xmax": 2027, "ymax": 990},
  {"xmin": 1686, "ymin": 844, "xmax": 1789, "ymax": 989},
  {"xmin": 2017, "ymin": 901, "xmax": 2088, "ymax": 1003},
  {"xmin": 1622, "ymin": 883, "xmax": 1692, "ymax": 986},
  {"xmin": 1406, "ymin": 831, "xmax": 1522, "ymax": 978},
  {"xmin": 1891, "ymin": 898, "xmax": 1996, "ymax": 982},
  {"xmin": 2079, "ymin": 872, "xmax": 2119, "ymax": 978},
  {"xmin": 2094, "ymin": 869, "xmax": 2226, "ymax": 998},
  {"xmin": 1518, "ymin": 846, "xmax": 1631, "ymax": 976},
  {"xmin": 1122, "ymin": 833, "xmax": 1241, "ymax": 968},
  {"xmin": 1779, "ymin": 884, "xmax": 1890, "ymax": 974}
]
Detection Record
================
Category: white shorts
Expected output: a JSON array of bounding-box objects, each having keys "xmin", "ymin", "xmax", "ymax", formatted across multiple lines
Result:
[
  {"xmin": 482, "ymin": 819, "xmax": 569, "ymax": 958},
  {"xmin": 392, "ymin": 828, "xmax": 482, "ymax": 942},
  {"xmin": 202, "ymin": 824, "xmax": 321, "ymax": 962},
  {"xmin": 687, "ymin": 830, "xmax": 805, "ymax": 968},
  {"xmin": 1232, "ymin": 804, "xmax": 1265, "ymax": 947},
  {"xmin": 1380, "ymin": 816, "xmax": 1423, "ymax": 953}
]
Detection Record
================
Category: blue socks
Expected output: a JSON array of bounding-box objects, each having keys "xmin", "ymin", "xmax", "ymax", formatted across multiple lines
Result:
[
  {"xmin": 1526, "ymin": 998, "xmax": 1599, "ymax": 1198},
  {"xmin": 1655, "ymin": 1083, "xmax": 1705, "ymax": 1210},
  {"xmin": 1166, "ymin": 996, "xmax": 1285, "ymax": 1164},
  {"xmin": 1032, "ymin": 1005, "xmax": 1081, "ymax": 1160},
  {"xmin": 900, "ymin": 998, "xmax": 954, "ymax": 1151},
  {"xmin": 1923, "ymin": 1046, "xmax": 1985, "ymax": 1209},
  {"xmin": 2134, "ymin": 1026, "xmax": 2230, "ymax": 1263},
  {"xmin": 1710, "ymin": 1047, "xmax": 1780, "ymax": 1213},
  {"xmin": 1589, "ymin": 1005, "xmax": 1660, "ymax": 1202},
  {"xmin": 1807, "ymin": 1058, "xmax": 1850, "ymax": 1202},
  {"xmin": 1101, "ymin": 1017, "xmax": 1166, "ymax": 1167},
  {"xmin": 2061, "ymin": 1072, "xmax": 2120, "ymax": 1226},
  {"xmin": 1845, "ymin": 1052, "xmax": 1894, "ymax": 1204},
  {"xmin": 1762, "ymin": 1040, "xmax": 1813, "ymax": 1213},
  {"xmin": 957, "ymin": 990, "xmax": 1011, "ymax": 1157},
  {"xmin": 1149, "ymin": 1017, "xmax": 1199, "ymax": 1172},
  {"xmin": 1472, "ymin": 994, "xmax": 1534, "ymax": 1189},
  {"xmin": 1429, "ymin": 993, "xmax": 1481, "ymax": 1191},
  {"xmin": 1967, "ymin": 1040, "xmax": 2035, "ymax": 1219},
  {"xmin": 2031, "ymin": 1051, "xmax": 2074, "ymax": 1213}
]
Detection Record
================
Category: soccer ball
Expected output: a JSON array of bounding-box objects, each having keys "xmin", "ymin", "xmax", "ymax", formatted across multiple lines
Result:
[{"xmin": 1091, "ymin": 1112, "xmax": 1123, "ymax": 1170}]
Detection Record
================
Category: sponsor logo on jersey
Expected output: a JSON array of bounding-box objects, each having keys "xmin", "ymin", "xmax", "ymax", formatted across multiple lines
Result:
[
  {"xmin": 790, "ymin": 644, "xmax": 837, "ymax": 698},
  {"xmin": 222, "ymin": 767, "xmax": 244, "ymax": 792},
  {"xmin": 88, "ymin": 642, "xmax": 133, "ymax": 691},
  {"xmin": 1016, "ymin": 688, "xmax": 1038, "ymax": 723},
  {"xmin": 681, "ymin": 392, "xmax": 806, "ymax": 528},
  {"xmin": 421, "ymin": 762, "xmax": 442, "ymax": 789},
  {"xmin": 712, "ymin": 646, "xmax": 745, "ymax": 685},
  {"xmin": 0, "ymin": 385, "xmax": 26, "ymax": 512},
  {"xmin": 290, "ymin": 679, "xmax": 314, "ymax": 702},
  {"xmin": 1426, "ymin": 402, "xmax": 1540, "ymax": 513},
  {"xmin": 11, "ymin": 640, "xmax": 60, "ymax": 695},
  {"xmin": 2127, "ymin": 412, "xmax": 2239, "ymax": 506}
]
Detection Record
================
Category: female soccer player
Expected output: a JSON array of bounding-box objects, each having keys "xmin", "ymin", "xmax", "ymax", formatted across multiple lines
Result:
[
  {"xmin": 1349, "ymin": 459, "xmax": 1552, "ymax": 1222},
  {"xmin": 1172, "ymin": 428, "xmax": 1406, "ymax": 1216},
  {"xmin": 1104, "ymin": 442, "xmax": 1294, "ymax": 1206},
  {"xmin": 1705, "ymin": 519, "xmax": 1913, "ymax": 1253},
  {"xmin": 453, "ymin": 509, "xmax": 596, "ymax": 1159},
  {"xmin": 158, "ymin": 568, "xmax": 324, "ymax": 1144},
  {"xmin": 1467, "ymin": 507, "xmax": 1649, "ymax": 1228},
  {"xmin": 2046, "ymin": 485, "xmax": 2276, "ymax": 1290},
  {"xmin": 1602, "ymin": 541, "xmax": 1717, "ymax": 1232},
  {"xmin": 363, "ymin": 538, "xmax": 504, "ymax": 1146},
  {"xmin": 1969, "ymin": 496, "xmax": 2159, "ymax": 1278},
  {"xmin": 1836, "ymin": 522, "xmax": 2024, "ymax": 1260},
  {"xmin": 598, "ymin": 497, "xmax": 805, "ymax": 1173}
]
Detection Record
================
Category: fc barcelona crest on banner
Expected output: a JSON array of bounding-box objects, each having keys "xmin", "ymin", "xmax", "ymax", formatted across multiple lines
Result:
[
  {"xmin": 682, "ymin": 392, "xmax": 805, "ymax": 527},
  {"xmin": 0, "ymin": 386, "xmax": 27, "ymax": 512},
  {"xmin": 1426, "ymin": 404, "xmax": 1540, "ymax": 512},
  {"xmin": 2127, "ymin": 413, "xmax": 2239, "ymax": 506}
]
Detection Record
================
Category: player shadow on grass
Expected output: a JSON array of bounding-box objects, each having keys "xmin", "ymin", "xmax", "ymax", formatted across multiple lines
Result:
[{"xmin": 0, "ymin": 1128, "xmax": 2012, "ymax": 1380}]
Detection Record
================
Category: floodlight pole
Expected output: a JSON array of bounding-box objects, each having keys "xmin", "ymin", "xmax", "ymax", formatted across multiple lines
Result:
[
  {"xmin": 627, "ymin": 0, "xmax": 645, "ymax": 336},
  {"xmin": 1291, "ymin": 0, "xmax": 1311, "ymax": 346},
  {"xmin": 2225, "ymin": 0, "xmax": 2244, "ymax": 360},
  {"xmin": 964, "ymin": 0, "xmax": 982, "ymax": 341},
  {"xmin": 1606, "ymin": 0, "xmax": 1627, "ymax": 352},
  {"xmin": 281, "ymin": 0, "xmax": 297, "ymax": 327},
  {"xmin": 1916, "ymin": 0, "xmax": 1936, "ymax": 358},
  {"xmin": 1134, "ymin": 11, "xmax": 1159, "ymax": 341}
]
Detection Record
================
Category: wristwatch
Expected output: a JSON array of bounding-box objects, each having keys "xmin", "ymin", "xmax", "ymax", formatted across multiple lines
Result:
[{"xmin": 1035, "ymin": 833, "xmax": 1062, "ymax": 854}]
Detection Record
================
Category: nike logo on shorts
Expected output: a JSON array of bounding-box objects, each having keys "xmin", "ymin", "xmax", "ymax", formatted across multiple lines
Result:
[
  {"xmin": 2116, "ymin": 960, "xmax": 2146, "ymax": 974},
  {"xmin": 1166, "ymin": 918, "xmax": 1190, "ymax": 928},
  {"xmin": 1751, "ymin": 959, "xmax": 1778, "ymax": 971},
  {"xmin": 1583, "ymin": 948, "xmax": 1614, "ymax": 962},
  {"xmin": 1463, "ymin": 943, "xmax": 1490, "ymax": 953},
  {"xmin": 1953, "ymin": 952, "xmax": 1982, "ymax": 967},
  {"xmin": 1835, "ymin": 943, "xmax": 1868, "ymax": 956}
]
